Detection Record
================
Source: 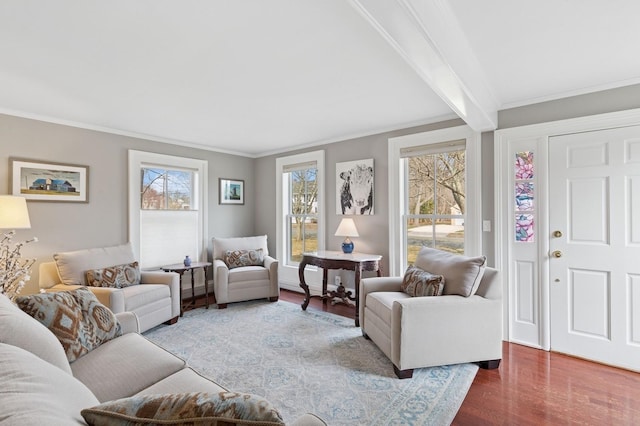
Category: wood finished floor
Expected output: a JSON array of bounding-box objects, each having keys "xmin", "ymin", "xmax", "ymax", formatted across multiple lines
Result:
[{"xmin": 277, "ymin": 289, "xmax": 640, "ymax": 425}]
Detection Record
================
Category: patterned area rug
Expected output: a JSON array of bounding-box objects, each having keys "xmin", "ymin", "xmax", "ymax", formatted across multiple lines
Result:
[{"xmin": 144, "ymin": 300, "xmax": 477, "ymax": 425}]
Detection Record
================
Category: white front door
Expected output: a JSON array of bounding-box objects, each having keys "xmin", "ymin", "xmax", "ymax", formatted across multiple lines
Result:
[{"xmin": 549, "ymin": 126, "xmax": 640, "ymax": 371}]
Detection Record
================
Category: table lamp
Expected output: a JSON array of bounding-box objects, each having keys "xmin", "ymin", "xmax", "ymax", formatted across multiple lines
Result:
[
  {"xmin": 335, "ymin": 218, "xmax": 359, "ymax": 254},
  {"xmin": 0, "ymin": 195, "xmax": 31, "ymax": 230}
]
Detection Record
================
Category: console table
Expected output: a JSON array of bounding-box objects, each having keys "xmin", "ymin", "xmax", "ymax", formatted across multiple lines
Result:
[
  {"xmin": 298, "ymin": 251, "xmax": 382, "ymax": 326},
  {"xmin": 162, "ymin": 261, "xmax": 212, "ymax": 316}
]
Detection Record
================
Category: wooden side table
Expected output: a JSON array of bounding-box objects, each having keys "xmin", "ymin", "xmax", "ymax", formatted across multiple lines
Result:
[
  {"xmin": 162, "ymin": 261, "xmax": 212, "ymax": 316},
  {"xmin": 298, "ymin": 251, "xmax": 382, "ymax": 326}
]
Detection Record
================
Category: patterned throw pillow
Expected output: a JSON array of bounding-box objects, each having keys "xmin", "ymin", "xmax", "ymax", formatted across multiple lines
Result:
[
  {"xmin": 15, "ymin": 288, "xmax": 122, "ymax": 362},
  {"xmin": 223, "ymin": 248, "xmax": 264, "ymax": 269},
  {"xmin": 401, "ymin": 265, "xmax": 445, "ymax": 297},
  {"xmin": 85, "ymin": 262, "xmax": 141, "ymax": 288},
  {"xmin": 81, "ymin": 391, "xmax": 285, "ymax": 426}
]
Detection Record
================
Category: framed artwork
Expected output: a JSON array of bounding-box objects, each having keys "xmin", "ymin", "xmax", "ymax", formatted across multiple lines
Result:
[
  {"xmin": 336, "ymin": 158, "xmax": 374, "ymax": 215},
  {"xmin": 10, "ymin": 158, "xmax": 89, "ymax": 202},
  {"xmin": 219, "ymin": 178, "xmax": 244, "ymax": 205}
]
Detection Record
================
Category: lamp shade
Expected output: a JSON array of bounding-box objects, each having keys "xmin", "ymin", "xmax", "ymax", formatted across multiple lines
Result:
[
  {"xmin": 334, "ymin": 218, "xmax": 359, "ymax": 237},
  {"xmin": 0, "ymin": 196, "xmax": 31, "ymax": 229}
]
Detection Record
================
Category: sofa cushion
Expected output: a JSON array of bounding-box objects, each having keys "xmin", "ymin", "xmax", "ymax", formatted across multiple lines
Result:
[
  {"xmin": 71, "ymin": 332, "xmax": 186, "ymax": 402},
  {"xmin": 54, "ymin": 243, "xmax": 136, "ymax": 285},
  {"xmin": 228, "ymin": 266, "xmax": 269, "ymax": 283},
  {"xmin": 224, "ymin": 248, "xmax": 265, "ymax": 269},
  {"xmin": 81, "ymin": 392, "xmax": 285, "ymax": 426},
  {"xmin": 122, "ymin": 283, "xmax": 170, "ymax": 311},
  {"xmin": 401, "ymin": 265, "xmax": 445, "ymax": 297},
  {"xmin": 15, "ymin": 287, "xmax": 122, "ymax": 362},
  {"xmin": 0, "ymin": 293, "xmax": 72, "ymax": 374},
  {"xmin": 0, "ymin": 342, "xmax": 99, "ymax": 426},
  {"xmin": 86, "ymin": 261, "xmax": 141, "ymax": 288},
  {"xmin": 414, "ymin": 247, "xmax": 486, "ymax": 297}
]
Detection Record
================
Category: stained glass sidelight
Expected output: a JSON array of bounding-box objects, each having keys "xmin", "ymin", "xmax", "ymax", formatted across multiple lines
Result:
[{"xmin": 515, "ymin": 152, "xmax": 534, "ymax": 242}]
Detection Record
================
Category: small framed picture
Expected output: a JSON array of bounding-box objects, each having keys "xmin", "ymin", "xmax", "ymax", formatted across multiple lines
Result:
[
  {"xmin": 10, "ymin": 158, "xmax": 89, "ymax": 203},
  {"xmin": 219, "ymin": 178, "xmax": 244, "ymax": 205}
]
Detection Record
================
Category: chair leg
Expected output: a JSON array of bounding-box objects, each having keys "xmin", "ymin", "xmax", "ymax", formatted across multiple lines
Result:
[
  {"xmin": 362, "ymin": 332, "xmax": 370, "ymax": 340},
  {"xmin": 268, "ymin": 296, "xmax": 279, "ymax": 302},
  {"xmin": 394, "ymin": 365, "xmax": 413, "ymax": 379},
  {"xmin": 217, "ymin": 303, "xmax": 228, "ymax": 309},
  {"xmin": 477, "ymin": 359, "xmax": 501, "ymax": 369},
  {"xmin": 164, "ymin": 316, "xmax": 178, "ymax": 325}
]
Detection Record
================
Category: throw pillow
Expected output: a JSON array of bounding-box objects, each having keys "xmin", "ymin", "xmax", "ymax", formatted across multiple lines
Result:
[
  {"xmin": 223, "ymin": 248, "xmax": 264, "ymax": 269},
  {"xmin": 401, "ymin": 265, "xmax": 445, "ymax": 297},
  {"xmin": 81, "ymin": 391, "xmax": 285, "ymax": 426},
  {"xmin": 15, "ymin": 287, "xmax": 122, "ymax": 362},
  {"xmin": 414, "ymin": 247, "xmax": 487, "ymax": 297},
  {"xmin": 85, "ymin": 261, "xmax": 141, "ymax": 288}
]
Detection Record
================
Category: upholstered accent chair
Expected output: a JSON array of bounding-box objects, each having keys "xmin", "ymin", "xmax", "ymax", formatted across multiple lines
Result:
[
  {"xmin": 211, "ymin": 235, "xmax": 279, "ymax": 309},
  {"xmin": 39, "ymin": 243, "xmax": 181, "ymax": 333},
  {"xmin": 359, "ymin": 247, "xmax": 502, "ymax": 379}
]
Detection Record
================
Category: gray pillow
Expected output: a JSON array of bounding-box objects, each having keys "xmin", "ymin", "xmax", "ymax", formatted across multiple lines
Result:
[{"xmin": 414, "ymin": 247, "xmax": 486, "ymax": 297}]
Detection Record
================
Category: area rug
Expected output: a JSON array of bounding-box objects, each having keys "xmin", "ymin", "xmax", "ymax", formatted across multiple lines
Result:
[{"xmin": 144, "ymin": 300, "xmax": 477, "ymax": 425}]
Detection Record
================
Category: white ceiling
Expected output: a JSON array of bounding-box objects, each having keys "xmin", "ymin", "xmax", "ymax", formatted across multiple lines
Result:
[{"xmin": 1, "ymin": 0, "xmax": 640, "ymax": 157}]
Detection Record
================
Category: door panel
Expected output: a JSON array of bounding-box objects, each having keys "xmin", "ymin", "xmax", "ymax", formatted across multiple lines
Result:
[{"xmin": 550, "ymin": 126, "xmax": 640, "ymax": 371}]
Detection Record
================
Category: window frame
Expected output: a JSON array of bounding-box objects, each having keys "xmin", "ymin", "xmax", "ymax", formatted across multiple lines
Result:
[
  {"xmin": 276, "ymin": 150, "xmax": 325, "ymax": 291},
  {"xmin": 388, "ymin": 125, "xmax": 482, "ymax": 276}
]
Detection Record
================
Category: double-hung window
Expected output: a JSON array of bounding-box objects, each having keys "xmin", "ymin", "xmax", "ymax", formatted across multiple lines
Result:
[
  {"xmin": 389, "ymin": 126, "xmax": 481, "ymax": 275},
  {"xmin": 276, "ymin": 150, "xmax": 324, "ymax": 289}
]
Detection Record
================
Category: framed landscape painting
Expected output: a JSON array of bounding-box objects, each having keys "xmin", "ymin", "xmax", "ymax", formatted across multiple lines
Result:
[
  {"xmin": 10, "ymin": 158, "xmax": 89, "ymax": 202},
  {"xmin": 219, "ymin": 178, "xmax": 244, "ymax": 205}
]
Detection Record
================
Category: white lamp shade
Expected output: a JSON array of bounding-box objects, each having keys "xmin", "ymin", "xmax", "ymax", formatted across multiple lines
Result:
[
  {"xmin": 334, "ymin": 218, "xmax": 359, "ymax": 237},
  {"xmin": 0, "ymin": 196, "xmax": 31, "ymax": 229}
]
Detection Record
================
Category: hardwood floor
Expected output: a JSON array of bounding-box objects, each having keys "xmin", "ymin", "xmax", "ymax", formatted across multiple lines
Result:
[{"xmin": 279, "ymin": 289, "xmax": 640, "ymax": 425}]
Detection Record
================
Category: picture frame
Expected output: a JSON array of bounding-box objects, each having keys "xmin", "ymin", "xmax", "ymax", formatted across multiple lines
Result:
[
  {"xmin": 336, "ymin": 158, "xmax": 374, "ymax": 215},
  {"xmin": 219, "ymin": 178, "xmax": 244, "ymax": 205},
  {"xmin": 10, "ymin": 158, "xmax": 89, "ymax": 203}
]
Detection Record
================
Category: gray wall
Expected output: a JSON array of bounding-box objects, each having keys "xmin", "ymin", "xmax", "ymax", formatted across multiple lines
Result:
[
  {"xmin": 0, "ymin": 114, "xmax": 255, "ymax": 295},
  {"xmin": 499, "ymin": 83, "xmax": 640, "ymax": 129}
]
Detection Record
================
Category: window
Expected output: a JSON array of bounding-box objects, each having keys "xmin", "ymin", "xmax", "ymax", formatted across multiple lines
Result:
[
  {"xmin": 276, "ymin": 150, "xmax": 324, "ymax": 289},
  {"xmin": 286, "ymin": 166, "xmax": 318, "ymax": 264},
  {"xmin": 129, "ymin": 151, "xmax": 207, "ymax": 269},
  {"xmin": 403, "ymin": 141, "xmax": 466, "ymax": 265},
  {"xmin": 389, "ymin": 126, "xmax": 482, "ymax": 276}
]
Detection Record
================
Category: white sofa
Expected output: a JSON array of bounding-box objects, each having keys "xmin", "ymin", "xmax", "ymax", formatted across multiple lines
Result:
[
  {"xmin": 0, "ymin": 292, "xmax": 325, "ymax": 425},
  {"xmin": 39, "ymin": 243, "xmax": 180, "ymax": 333},
  {"xmin": 212, "ymin": 235, "xmax": 279, "ymax": 308},
  {"xmin": 359, "ymin": 247, "xmax": 502, "ymax": 378}
]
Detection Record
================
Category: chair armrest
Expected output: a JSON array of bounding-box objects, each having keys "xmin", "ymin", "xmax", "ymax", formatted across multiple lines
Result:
[
  {"xmin": 140, "ymin": 271, "xmax": 180, "ymax": 318},
  {"xmin": 115, "ymin": 311, "xmax": 140, "ymax": 334},
  {"xmin": 264, "ymin": 255, "xmax": 279, "ymax": 296},
  {"xmin": 213, "ymin": 259, "xmax": 230, "ymax": 304},
  {"xmin": 359, "ymin": 276, "xmax": 403, "ymax": 327}
]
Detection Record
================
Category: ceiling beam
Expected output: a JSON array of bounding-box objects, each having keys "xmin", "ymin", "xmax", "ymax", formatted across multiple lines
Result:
[{"xmin": 349, "ymin": 0, "xmax": 498, "ymax": 131}]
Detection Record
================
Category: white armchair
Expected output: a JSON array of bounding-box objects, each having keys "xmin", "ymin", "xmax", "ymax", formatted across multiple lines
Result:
[
  {"xmin": 360, "ymin": 247, "xmax": 502, "ymax": 378},
  {"xmin": 211, "ymin": 235, "xmax": 279, "ymax": 309},
  {"xmin": 38, "ymin": 243, "xmax": 180, "ymax": 333}
]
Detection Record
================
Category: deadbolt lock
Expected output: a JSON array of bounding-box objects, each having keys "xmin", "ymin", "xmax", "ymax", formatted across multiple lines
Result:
[
  {"xmin": 551, "ymin": 250, "xmax": 562, "ymax": 258},
  {"xmin": 553, "ymin": 230, "xmax": 563, "ymax": 238}
]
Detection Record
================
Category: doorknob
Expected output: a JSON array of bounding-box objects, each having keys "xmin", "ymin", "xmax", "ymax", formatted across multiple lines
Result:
[
  {"xmin": 553, "ymin": 230, "xmax": 563, "ymax": 238},
  {"xmin": 551, "ymin": 250, "xmax": 562, "ymax": 258}
]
